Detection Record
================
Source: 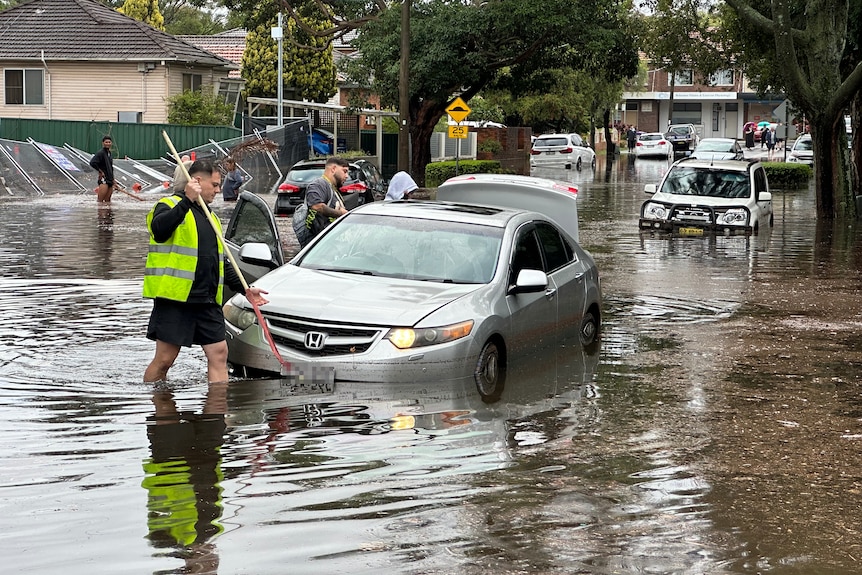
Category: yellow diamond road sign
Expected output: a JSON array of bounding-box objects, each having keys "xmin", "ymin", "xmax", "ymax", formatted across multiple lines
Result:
[{"xmin": 446, "ymin": 97, "xmax": 471, "ymax": 124}]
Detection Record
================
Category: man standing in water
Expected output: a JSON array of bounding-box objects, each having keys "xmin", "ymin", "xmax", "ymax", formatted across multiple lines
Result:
[
  {"xmin": 90, "ymin": 135, "xmax": 116, "ymax": 203},
  {"xmin": 142, "ymin": 159, "xmax": 268, "ymax": 383}
]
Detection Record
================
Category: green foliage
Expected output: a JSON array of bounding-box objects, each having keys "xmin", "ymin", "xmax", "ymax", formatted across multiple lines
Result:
[
  {"xmin": 763, "ymin": 162, "xmax": 813, "ymax": 188},
  {"xmin": 163, "ymin": 6, "xmax": 228, "ymax": 35},
  {"xmin": 425, "ymin": 160, "xmax": 509, "ymax": 187},
  {"xmin": 477, "ymin": 139, "xmax": 504, "ymax": 154},
  {"xmin": 117, "ymin": 0, "xmax": 164, "ymax": 30},
  {"xmin": 241, "ymin": 12, "xmax": 337, "ymax": 102},
  {"xmin": 166, "ymin": 89, "xmax": 233, "ymax": 126}
]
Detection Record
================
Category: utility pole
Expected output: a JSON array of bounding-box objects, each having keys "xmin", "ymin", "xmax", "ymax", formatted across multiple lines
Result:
[
  {"xmin": 398, "ymin": 0, "xmax": 410, "ymax": 172},
  {"xmin": 272, "ymin": 13, "xmax": 284, "ymax": 126}
]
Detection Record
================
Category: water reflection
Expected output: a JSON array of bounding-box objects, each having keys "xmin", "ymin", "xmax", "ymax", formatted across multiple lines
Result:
[{"xmin": 143, "ymin": 382, "xmax": 227, "ymax": 574}]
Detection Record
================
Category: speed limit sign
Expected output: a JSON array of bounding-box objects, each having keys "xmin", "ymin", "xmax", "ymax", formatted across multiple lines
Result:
[{"xmin": 448, "ymin": 125, "xmax": 468, "ymax": 139}]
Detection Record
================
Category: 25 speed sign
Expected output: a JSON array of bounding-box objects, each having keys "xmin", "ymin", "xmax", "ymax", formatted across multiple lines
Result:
[{"xmin": 448, "ymin": 125, "xmax": 468, "ymax": 139}]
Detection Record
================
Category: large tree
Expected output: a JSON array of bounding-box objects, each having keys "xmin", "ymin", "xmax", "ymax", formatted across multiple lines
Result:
[
  {"xmin": 117, "ymin": 0, "xmax": 165, "ymax": 30},
  {"xmin": 721, "ymin": 0, "xmax": 862, "ymax": 220},
  {"xmin": 317, "ymin": 0, "xmax": 637, "ymax": 182}
]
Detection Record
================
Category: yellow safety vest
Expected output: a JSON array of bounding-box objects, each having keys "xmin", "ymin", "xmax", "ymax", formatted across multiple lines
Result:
[{"xmin": 143, "ymin": 195, "xmax": 225, "ymax": 304}]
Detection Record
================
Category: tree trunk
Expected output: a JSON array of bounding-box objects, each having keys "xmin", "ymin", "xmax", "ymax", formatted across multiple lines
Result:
[
  {"xmin": 809, "ymin": 112, "xmax": 854, "ymax": 220},
  {"xmin": 410, "ymin": 99, "xmax": 446, "ymax": 187},
  {"xmin": 603, "ymin": 109, "xmax": 615, "ymax": 156},
  {"xmin": 850, "ymin": 93, "xmax": 862, "ymax": 214}
]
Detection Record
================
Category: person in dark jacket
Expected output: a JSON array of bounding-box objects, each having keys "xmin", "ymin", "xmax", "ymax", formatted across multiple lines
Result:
[
  {"xmin": 221, "ymin": 157, "xmax": 243, "ymax": 201},
  {"xmin": 90, "ymin": 135, "xmax": 116, "ymax": 203},
  {"xmin": 142, "ymin": 159, "xmax": 268, "ymax": 383}
]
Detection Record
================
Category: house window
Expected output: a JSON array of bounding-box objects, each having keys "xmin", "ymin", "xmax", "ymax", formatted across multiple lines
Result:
[
  {"xmin": 672, "ymin": 102, "xmax": 702, "ymax": 125},
  {"xmin": 5, "ymin": 69, "xmax": 44, "ymax": 105},
  {"xmin": 709, "ymin": 69, "xmax": 734, "ymax": 86},
  {"xmin": 625, "ymin": 101, "xmax": 638, "ymax": 111},
  {"xmin": 673, "ymin": 69, "xmax": 693, "ymax": 86},
  {"xmin": 183, "ymin": 73, "xmax": 202, "ymax": 92}
]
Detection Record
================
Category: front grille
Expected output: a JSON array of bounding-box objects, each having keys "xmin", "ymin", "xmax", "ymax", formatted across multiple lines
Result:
[
  {"xmin": 670, "ymin": 205, "xmax": 713, "ymax": 223},
  {"xmin": 260, "ymin": 312, "xmax": 385, "ymax": 358}
]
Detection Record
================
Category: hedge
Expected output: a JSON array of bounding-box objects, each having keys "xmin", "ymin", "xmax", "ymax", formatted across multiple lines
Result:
[
  {"xmin": 425, "ymin": 160, "xmax": 511, "ymax": 187},
  {"xmin": 763, "ymin": 162, "xmax": 813, "ymax": 188}
]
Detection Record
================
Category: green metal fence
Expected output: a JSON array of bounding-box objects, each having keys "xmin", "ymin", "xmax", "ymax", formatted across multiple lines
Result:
[
  {"xmin": 360, "ymin": 131, "xmax": 399, "ymax": 178},
  {"xmin": 0, "ymin": 118, "xmax": 241, "ymax": 160}
]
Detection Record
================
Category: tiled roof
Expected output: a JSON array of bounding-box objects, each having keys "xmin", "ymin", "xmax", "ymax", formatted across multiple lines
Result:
[
  {"xmin": 178, "ymin": 29, "xmax": 246, "ymax": 78},
  {"xmin": 0, "ymin": 0, "xmax": 236, "ymax": 68}
]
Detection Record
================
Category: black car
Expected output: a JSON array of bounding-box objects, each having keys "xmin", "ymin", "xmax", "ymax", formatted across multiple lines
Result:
[
  {"xmin": 665, "ymin": 124, "xmax": 700, "ymax": 153},
  {"xmin": 274, "ymin": 159, "xmax": 387, "ymax": 216}
]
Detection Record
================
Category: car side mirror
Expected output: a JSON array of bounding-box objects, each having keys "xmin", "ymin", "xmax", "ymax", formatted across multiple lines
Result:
[
  {"xmin": 759, "ymin": 191, "xmax": 772, "ymax": 202},
  {"xmin": 509, "ymin": 268, "xmax": 547, "ymax": 294},
  {"xmin": 239, "ymin": 242, "xmax": 278, "ymax": 269},
  {"xmin": 644, "ymin": 184, "xmax": 657, "ymax": 195}
]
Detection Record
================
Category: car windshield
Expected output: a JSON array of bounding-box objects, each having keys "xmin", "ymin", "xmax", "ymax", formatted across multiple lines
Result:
[
  {"xmin": 697, "ymin": 141, "xmax": 732, "ymax": 152},
  {"xmin": 660, "ymin": 167, "xmax": 751, "ymax": 199},
  {"xmin": 287, "ymin": 167, "xmax": 324, "ymax": 183},
  {"xmin": 668, "ymin": 126, "xmax": 691, "ymax": 136},
  {"xmin": 640, "ymin": 134, "xmax": 663, "ymax": 141},
  {"xmin": 534, "ymin": 138, "xmax": 568, "ymax": 147},
  {"xmin": 795, "ymin": 138, "xmax": 813, "ymax": 151},
  {"xmin": 299, "ymin": 214, "xmax": 504, "ymax": 283}
]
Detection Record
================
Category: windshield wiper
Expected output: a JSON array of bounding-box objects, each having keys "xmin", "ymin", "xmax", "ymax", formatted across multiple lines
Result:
[{"xmin": 313, "ymin": 267, "xmax": 375, "ymax": 276}]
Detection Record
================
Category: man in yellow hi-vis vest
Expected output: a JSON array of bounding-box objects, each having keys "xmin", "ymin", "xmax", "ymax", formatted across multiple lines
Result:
[{"xmin": 143, "ymin": 159, "xmax": 268, "ymax": 383}]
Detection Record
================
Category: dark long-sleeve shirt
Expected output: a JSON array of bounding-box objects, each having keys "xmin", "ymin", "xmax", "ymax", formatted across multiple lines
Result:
[
  {"xmin": 150, "ymin": 193, "xmax": 244, "ymax": 304},
  {"xmin": 89, "ymin": 148, "xmax": 114, "ymax": 185}
]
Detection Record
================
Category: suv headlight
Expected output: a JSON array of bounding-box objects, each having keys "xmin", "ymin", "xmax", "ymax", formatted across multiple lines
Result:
[
  {"xmin": 718, "ymin": 208, "xmax": 748, "ymax": 225},
  {"xmin": 642, "ymin": 202, "xmax": 668, "ymax": 220}
]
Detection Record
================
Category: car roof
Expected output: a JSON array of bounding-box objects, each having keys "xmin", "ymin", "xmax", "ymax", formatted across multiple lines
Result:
[
  {"xmin": 535, "ymin": 133, "xmax": 578, "ymax": 139},
  {"xmin": 672, "ymin": 158, "xmax": 757, "ymax": 171},
  {"xmin": 351, "ymin": 197, "xmax": 519, "ymax": 228},
  {"xmin": 639, "ymin": 132, "xmax": 665, "ymax": 136},
  {"xmin": 697, "ymin": 138, "xmax": 735, "ymax": 144}
]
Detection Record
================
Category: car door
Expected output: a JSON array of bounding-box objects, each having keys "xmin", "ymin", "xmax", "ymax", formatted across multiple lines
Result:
[
  {"xmin": 222, "ymin": 191, "xmax": 284, "ymax": 298},
  {"xmin": 505, "ymin": 223, "xmax": 558, "ymax": 358},
  {"xmin": 534, "ymin": 221, "xmax": 587, "ymax": 346}
]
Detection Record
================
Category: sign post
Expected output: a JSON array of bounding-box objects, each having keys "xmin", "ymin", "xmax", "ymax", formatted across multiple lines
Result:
[{"xmin": 446, "ymin": 97, "xmax": 471, "ymax": 175}]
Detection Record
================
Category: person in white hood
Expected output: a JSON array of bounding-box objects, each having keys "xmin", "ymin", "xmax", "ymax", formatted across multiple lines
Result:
[{"xmin": 385, "ymin": 171, "xmax": 419, "ymax": 201}]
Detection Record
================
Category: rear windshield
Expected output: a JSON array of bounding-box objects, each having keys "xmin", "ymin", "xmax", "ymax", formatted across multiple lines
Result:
[
  {"xmin": 667, "ymin": 126, "xmax": 692, "ymax": 136},
  {"xmin": 640, "ymin": 134, "xmax": 663, "ymax": 141},
  {"xmin": 660, "ymin": 167, "xmax": 751, "ymax": 199},
  {"xmin": 534, "ymin": 138, "xmax": 568, "ymax": 147},
  {"xmin": 287, "ymin": 166, "xmax": 325, "ymax": 182},
  {"xmin": 697, "ymin": 140, "xmax": 732, "ymax": 152}
]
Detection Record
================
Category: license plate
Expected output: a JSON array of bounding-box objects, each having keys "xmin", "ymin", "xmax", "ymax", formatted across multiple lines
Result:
[
  {"xmin": 679, "ymin": 227, "xmax": 704, "ymax": 236},
  {"xmin": 544, "ymin": 150, "xmax": 556, "ymax": 155},
  {"xmin": 280, "ymin": 363, "xmax": 336, "ymax": 385}
]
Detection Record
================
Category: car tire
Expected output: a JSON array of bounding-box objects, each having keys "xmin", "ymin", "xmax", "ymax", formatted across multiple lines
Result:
[
  {"xmin": 580, "ymin": 310, "xmax": 599, "ymax": 347},
  {"xmin": 474, "ymin": 340, "xmax": 505, "ymax": 403},
  {"xmin": 576, "ymin": 157, "xmax": 583, "ymax": 171}
]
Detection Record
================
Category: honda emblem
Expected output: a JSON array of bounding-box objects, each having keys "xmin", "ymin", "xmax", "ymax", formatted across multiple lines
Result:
[{"xmin": 304, "ymin": 331, "xmax": 327, "ymax": 350}]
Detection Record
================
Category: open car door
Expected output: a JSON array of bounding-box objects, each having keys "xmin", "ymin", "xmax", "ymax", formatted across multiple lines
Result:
[{"xmin": 223, "ymin": 191, "xmax": 284, "ymax": 299}]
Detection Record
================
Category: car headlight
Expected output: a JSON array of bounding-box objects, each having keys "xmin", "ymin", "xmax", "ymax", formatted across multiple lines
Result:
[
  {"xmin": 386, "ymin": 320, "xmax": 474, "ymax": 349},
  {"xmin": 643, "ymin": 202, "xmax": 668, "ymax": 220},
  {"xmin": 718, "ymin": 208, "xmax": 748, "ymax": 225},
  {"xmin": 223, "ymin": 301, "xmax": 257, "ymax": 330}
]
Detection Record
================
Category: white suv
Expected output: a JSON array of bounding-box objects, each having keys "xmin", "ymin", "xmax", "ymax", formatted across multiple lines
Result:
[
  {"xmin": 530, "ymin": 133, "xmax": 597, "ymax": 170},
  {"xmin": 639, "ymin": 158, "xmax": 774, "ymax": 236}
]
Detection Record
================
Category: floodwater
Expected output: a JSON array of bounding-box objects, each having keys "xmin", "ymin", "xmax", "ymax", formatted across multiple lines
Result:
[{"xmin": 1, "ymin": 155, "xmax": 861, "ymax": 574}]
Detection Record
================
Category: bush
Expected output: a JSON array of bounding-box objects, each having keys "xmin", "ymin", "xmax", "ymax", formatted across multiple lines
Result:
[
  {"xmin": 477, "ymin": 138, "xmax": 504, "ymax": 154},
  {"xmin": 425, "ymin": 160, "xmax": 509, "ymax": 187},
  {"xmin": 763, "ymin": 162, "xmax": 813, "ymax": 188},
  {"xmin": 167, "ymin": 89, "xmax": 233, "ymax": 126}
]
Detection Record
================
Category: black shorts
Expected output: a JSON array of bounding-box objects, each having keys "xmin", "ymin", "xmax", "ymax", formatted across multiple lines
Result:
[{"xmin": 147, "ymin": 298, "xmax": 226, "ymax": 347}]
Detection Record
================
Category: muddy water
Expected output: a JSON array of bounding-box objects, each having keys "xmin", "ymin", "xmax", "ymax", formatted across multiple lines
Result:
[{"xmin": 1, "ymin": 158, "xmax": 860, "ymax": 574}]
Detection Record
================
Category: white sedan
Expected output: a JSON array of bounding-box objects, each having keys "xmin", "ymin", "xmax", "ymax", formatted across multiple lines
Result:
[{"xmin": 634, "ymin": 132, "xmax": 672, "ymax": 158}]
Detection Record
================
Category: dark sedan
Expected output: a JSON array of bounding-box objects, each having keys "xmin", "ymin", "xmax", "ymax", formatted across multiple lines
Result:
[{"xmin": 273, "ymin": 158, "xmax": 387, "ymax": 215}]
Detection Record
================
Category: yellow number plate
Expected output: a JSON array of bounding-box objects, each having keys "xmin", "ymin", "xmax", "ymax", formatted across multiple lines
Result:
[{"xmin": 679, "ymin": 227, "xmax": 704, "ymax": 236}]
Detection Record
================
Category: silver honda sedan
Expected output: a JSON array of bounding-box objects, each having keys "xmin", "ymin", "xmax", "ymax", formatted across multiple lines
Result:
[{"xmin": 222, "ymin": 174, "xmax": 602, "ymax": 402}]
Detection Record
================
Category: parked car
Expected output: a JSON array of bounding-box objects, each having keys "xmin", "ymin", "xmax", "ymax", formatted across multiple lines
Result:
[
  {"xmin": 274, "ymin": 158, "xmax": 387, "ymax": 215},
  {"xmin": 639, "ymin": 157, "xmax": 774, "ymax": 236},
  {"xmin": 690, "ymin": 138, "xmax": 744, "ymax": 161},
  {"xmin": 634, "ymin": 132, "xmax": 672, "ymax": 158},
  {"xmin": 222, "ymin": 174, "xmax": 603, "ymax": 402},
  {"xmin": 787, "ymin": 134, "xmax": 814, "ymax": 166},
  {"xmin": 665, "ymin": 124, "xmax": 700, "ymax": 153},
  {"xmin": 530, "ymin": 133, "xmax": 596, "ymax": 170}
]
